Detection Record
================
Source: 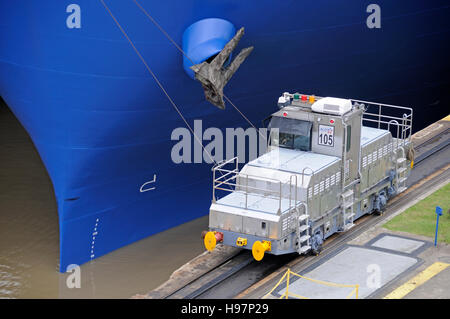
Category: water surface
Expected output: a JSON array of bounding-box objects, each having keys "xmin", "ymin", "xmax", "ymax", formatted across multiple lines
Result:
[{"xmin": 0, "ymin": 101, "xmax": 208, "ymax": 298}]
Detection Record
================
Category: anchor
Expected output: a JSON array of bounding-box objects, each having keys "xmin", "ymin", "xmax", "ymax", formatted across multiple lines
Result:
[{"xmin": 190, "ymin": 27, "xmax": 254, "ymax": 110}]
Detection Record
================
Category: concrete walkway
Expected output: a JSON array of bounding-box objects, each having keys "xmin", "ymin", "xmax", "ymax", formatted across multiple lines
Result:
[{"xmin": 273, "ymin": 234, "xmax": 428, "ymax": 299}]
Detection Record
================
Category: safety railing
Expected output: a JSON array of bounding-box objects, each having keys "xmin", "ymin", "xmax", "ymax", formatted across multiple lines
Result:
[
  {"xmin": 281, "ymin": 93, "xmax": 412, "ymax": 145},
  {"xmin": 212, "ymin": 157, "xmax": 303, "ymax": 215},
  {"xmin": 265, "ymin": 268, "xmax": 359, "ymax": 299},
  {"xmin": 354, "ymin": 99, "xmax": 413, "ymax": 147},
  {"xmin": 283, "ymin": 93, "xmax": 413, "ymax": 144}
]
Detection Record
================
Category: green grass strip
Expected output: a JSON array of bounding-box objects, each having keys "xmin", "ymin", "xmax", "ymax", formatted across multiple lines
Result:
[{"xmin": 384, "ymin": 183, "xmax": 450, "ymax": 243}]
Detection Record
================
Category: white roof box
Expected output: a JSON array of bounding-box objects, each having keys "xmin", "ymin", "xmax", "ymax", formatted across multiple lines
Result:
[{"xmin": 311, "ymin": 97, "xmax": 352, "ymax": 115}]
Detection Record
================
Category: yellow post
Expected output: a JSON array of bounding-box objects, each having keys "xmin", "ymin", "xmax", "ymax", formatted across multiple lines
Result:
[
  {"xmin": 266, "ymin": 270, "xmax": 288, "ymax": 298},
  {"xmin": 269, "ymin": 268, "xmax": 360, "ymax": 299},
  {"xmin": 285, "ymin": 269, "xmax": 290, "ymax": 299}
]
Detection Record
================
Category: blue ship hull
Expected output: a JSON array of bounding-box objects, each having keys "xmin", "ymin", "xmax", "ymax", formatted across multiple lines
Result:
[{"xmin": 0, "ymin": 1, "xmax": 448, "ymax": 271}]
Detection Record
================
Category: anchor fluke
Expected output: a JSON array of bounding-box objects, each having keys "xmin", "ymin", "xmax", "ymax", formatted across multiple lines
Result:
[{"xmin": 190, "ymin": 27, "xmax": 254, "ymax": 109}]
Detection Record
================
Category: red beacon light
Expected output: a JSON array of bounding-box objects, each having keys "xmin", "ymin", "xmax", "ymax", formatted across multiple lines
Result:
[
  {"xmin": 301, "ymin": 95, "xmax": 308, "ymax": 101},
  {"xmin": 329, "ymin": 119, "xmax": 335, "ymax": 124},
  {"xmin": 283, "ymin": 112, "xmax": 288, "ymax": 117}
]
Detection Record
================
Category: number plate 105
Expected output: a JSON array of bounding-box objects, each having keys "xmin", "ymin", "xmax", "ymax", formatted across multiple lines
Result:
[{"xmin": 318, "ymin": 125, "xmax": 334, "ymax": 147}]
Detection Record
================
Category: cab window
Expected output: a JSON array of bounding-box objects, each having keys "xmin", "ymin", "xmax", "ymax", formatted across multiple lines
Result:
[{"xmin": 269, "ymin": 117, "xmax": 312, "ymax": 152}]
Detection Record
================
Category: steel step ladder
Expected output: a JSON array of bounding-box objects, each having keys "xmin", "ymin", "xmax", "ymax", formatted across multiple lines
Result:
[
  {"xmin": 396, "ymin": 156, "xmax": 408, "ymax": 194},
  {"xmin": 341, "ymin": 189, "xmax": 355, "ymax": 231},
  {"xmin": 296, "ymin": 207, "xmax": 311, "ymax": 254}
]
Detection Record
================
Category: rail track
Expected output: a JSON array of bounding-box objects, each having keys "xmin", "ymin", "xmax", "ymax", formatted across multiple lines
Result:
[{"xmin": 164, "ymin": 127, "xmax": 450, "ymax": 299}]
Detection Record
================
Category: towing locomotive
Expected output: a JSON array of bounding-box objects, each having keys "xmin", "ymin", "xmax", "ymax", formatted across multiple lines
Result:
[{"xmin": 203, "ymin": 93, "xmax": 414, "ymax": 260}]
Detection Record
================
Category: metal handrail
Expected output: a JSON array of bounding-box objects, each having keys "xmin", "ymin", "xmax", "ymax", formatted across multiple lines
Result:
[
  {"xmin": 212, "ymin": 157, "xmax": 304, "ymax": 215},
  {"xmin": 301, "ymin": 167, "xmax": 314, "ymax": 186},
  {"xmin": 387, "ymin": 120, "xmax": 401, "ymax": 149},
  {"xmin": 357, "ymin": 99, "xmax": 413, "ymax": 143},
  {"xmin": 214, "ymin": 179, "xmax": 278, "ymax": 195},
  {"xmin": 288, "ymin": 175, "xmax": 298, "ymax": 213},
  {"xmin": 213, "ymin": 156, "xmax": 238, "ymax": 169},
  {"xmin": 214, "ymin": 168, "xmax": 238, "ymax": 181},
  {"xmin": 363, "ymin": 112, "xmax": 413, "ymax": 122},
  {"xmin": 394, "ymin": 145, "xmax": 406, "ymax": 188},
  {"xmin": 214, "ymin": 174, "xmax": 238, "ymax": 189},
  {"xmin": 352, "ymin": 98, "xmax": 412, "ymax": 111}
]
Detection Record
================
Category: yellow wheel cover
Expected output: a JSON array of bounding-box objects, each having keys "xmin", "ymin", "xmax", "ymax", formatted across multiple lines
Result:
[
  {"xmin": 252, "ymin": 241, "xmax": 265, "ymax": 261},
  {"xmin": 204, "ymin": 231, "xmax": 217, "ymax": 252}
]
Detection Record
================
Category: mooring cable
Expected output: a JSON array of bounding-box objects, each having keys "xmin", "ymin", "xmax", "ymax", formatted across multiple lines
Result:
[
  {"xmin": 100, "ymin": 0, "xmax": 218, "ymax": 166},
  {"xmin": 132, "ymin": 0, "xmax": 267, "ymax": 142}
]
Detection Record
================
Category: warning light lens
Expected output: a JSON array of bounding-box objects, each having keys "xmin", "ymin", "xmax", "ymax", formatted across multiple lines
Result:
[
  {"xmin": 309, "ymin": 95, "xmax": 315, "ymax": 103},
  {"xmin": 283, "ymin": 112, "xmax": 288, "ymax": 117},
  {"xmin": 330, "ymin": 119, "xmax": 335, "ymax": 124},
  {"xmin": 301, "ymin": 95, "xmax": 307, "ymax": 101}
]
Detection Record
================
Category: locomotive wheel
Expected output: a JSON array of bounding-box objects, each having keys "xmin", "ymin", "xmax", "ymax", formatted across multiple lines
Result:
[
  {"xmin": 312, "ymin": 244, "xmax": 322, "ymax": 256},
  {"xmin": 374, "ymin": 209, "xmax": 384, "ymax": 216}
]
